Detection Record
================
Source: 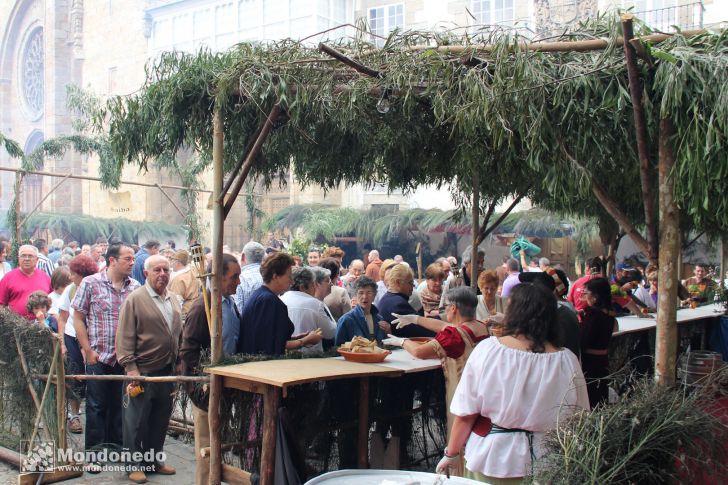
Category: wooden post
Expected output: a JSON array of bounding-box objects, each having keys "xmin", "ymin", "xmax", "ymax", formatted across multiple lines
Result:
[
  {"xmin": 222, "ymin": 104, "xmax": 282, "ymax": 218},
  {"xmin": 622, "ymin": 14, "xmax": 658, "ymax": 264},
  {"xmin": 208, "ymin": 108, "xmax": 225, "ymax": 485},
  {"xmin": 14, "ymin": 172, "xmax": 23, "ymax": 246},
  {"xmin": 29, "ymin": 342, "xmax": 59, "ymax": 449},
  {"xmin": 470, "ymin": 172, "xmax": 479, "ymax": 288},
  {"xmin": 357, "ymin": 378, "xmax": 369, "ymax": 468},
  {"xmin": 56, "ymin": 342, "xmax": 66, "ymax": 451},
  {"xmin": 561, "ymin": 141, "xmax": 651, "ymax": 258},
  {"xmin": 655, "ymin": 118, "xmax": 680, "ymax": 386},
  {"xmin": 720, "ymin": 239, "xmax": 726, "ymax": 288},
  {"xmin": 260, "ymin": 387, "xmax": 281, "ymax": 485}
]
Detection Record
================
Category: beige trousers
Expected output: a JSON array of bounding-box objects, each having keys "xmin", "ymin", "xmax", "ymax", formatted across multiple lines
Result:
[{"xmin": 193, "ymin": 404, "xmax": 210, "ymax": 485}]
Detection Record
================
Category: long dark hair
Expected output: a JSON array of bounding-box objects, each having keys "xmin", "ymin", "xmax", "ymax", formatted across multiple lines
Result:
[
  {"xmin": 503, "ymin": 283, "xmax": 557, "ymax": 353},
  {"xmin": 584, "ymin": 277, "xmax": 612, "ymax": 311}
]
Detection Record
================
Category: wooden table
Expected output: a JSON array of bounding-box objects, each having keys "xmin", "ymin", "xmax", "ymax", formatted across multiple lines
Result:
[
  {"xmin": 207, "ymin": 350, "xmax": 441, "ymax": 485},
  {"xmin": 615, "ymin": 303, "xmax": 723, "ymax": 336}
]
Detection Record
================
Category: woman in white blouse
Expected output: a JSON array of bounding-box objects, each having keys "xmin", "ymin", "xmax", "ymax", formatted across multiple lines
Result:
[{"xmin": 436, "ymin": 283, "xmax": 589, "ymax": 483}]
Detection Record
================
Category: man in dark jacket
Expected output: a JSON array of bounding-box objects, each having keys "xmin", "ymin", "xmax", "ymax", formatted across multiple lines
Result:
[{"xmin": 177, "ymin": 253, "xmax": 240, "ymax": 485}]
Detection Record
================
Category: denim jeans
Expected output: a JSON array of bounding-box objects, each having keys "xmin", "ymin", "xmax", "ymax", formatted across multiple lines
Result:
[{"xmin": 84, "ymin": 361, "xmax": 124, "ymax": 452}]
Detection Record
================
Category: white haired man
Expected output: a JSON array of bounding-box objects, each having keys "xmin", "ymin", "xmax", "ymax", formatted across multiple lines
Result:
[
  {"xmin": 235, "ymin": 241, "xmax": 265, "ymax": 313},
  {"xmin": 48, "ymin": 238, "xmax": 65, "ymax": 264},
  {"xmin": 117, "ymin": 255, "xmax": 181, "ymax": 483}
]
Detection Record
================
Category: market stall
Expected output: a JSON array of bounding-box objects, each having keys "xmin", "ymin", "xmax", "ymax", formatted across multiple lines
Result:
[{"xmin": 206, "ymin": 350, "xmax": 442, "ymax": 485}]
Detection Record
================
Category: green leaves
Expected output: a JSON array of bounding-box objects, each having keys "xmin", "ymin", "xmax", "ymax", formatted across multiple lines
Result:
[
  {"xmin": 0, "ymin": 132, "xmax": 23, "ymax": 159},
  {"xmin": 100, "ymin": 17, "xmax": 728, "ymax": 235}
]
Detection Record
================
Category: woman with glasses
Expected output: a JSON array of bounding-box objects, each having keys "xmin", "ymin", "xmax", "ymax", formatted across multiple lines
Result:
[
  {"xmin": 334, "ymin": 276, "xmax": 387, "ymax": 345},
  {"xmin": 419, "ymin": 262, "xmax": 446, "ymax": 319},
  {"xmin": 437, "ymin": 283, "xmax": 589, "ymax": 483}
]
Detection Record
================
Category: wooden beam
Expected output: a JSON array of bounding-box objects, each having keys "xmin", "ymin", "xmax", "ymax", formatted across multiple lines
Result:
[
  {"xmin": 33, "ymin": 373, "xmax": 208, "ymax": 383},
  {"xmin": 622, "ymin": 15, "xmax": 658, "ymax": 265},
  {"xmin": 408, "ymin": 29, "xmax": 706, "ymax": 54},
  {"xmin": 55, "ymin": 345, "xmax": 66, "ymax": 451},
  {"xmin": 0, "ymin": 445, "xmax": 20, "ymax": 468},
  {"xmin": 155, "ymin": 183, "xmax": 186, "ymax": 219},
  {"xmin": 357, "ymin": 377, "xmax": 369, "ymax": 468},
  {"xmin": 560, "ymin": 140, "xmax": 651, "ymax": 258},
  {"xmin": 471, "ymin": 172, "xmax": 479, "ymax": 288},
  {"xmin": 221, "ymin": 123, "xmax": 264, "ymax": 197},
  {"xmin": 0, "ymin": 166, "xmax": 237, "ymax": 195},
  {"xmin": 209, "ymin": 107, "xmax": 226, "ymax": 485},
  {"xmin": 14, "ymin": 172, "xmax": 22, "ymax": 244},
  {"xmin": 222, "ymin": 376, "xmax": 266, "ymax": 394},
  {"xmin": 18, "ymin": 174, "xmax": 70, "ymax": 228},
  {"xmin": 17, "ymin": 468, "xmax": 83, "ymax": 484},
  {"xmin": 28, "ymin": 343, "xmax": 60, "ymax": 450},
  {"xmin": 260, "ymin": 386, "xmax": 281, "ymax": 485},
  {"xmin": 223, "ymin": 104, "xmax": 282, "ymax": 219},
  {"xmin": 319, "ymin": 43, "xmax": 381, "ymax": 78},
  {"xmin": 198, "ymin": 453, "xmax": 253, "ymax": 485},
  {"xmin": 655, "ymin": 118, "xmax": 680, "ymax": 387}
]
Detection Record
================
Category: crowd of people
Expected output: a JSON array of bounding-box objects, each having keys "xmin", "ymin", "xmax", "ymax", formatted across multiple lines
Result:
[{"xmin": 0, "ymin": 232, "xmax": 720, "ymax": 483}]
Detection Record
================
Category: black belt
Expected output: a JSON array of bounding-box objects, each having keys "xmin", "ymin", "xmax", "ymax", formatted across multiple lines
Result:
[{"xmin": 490, "ymin": 424, "xmax": 536, "ymax": 474}]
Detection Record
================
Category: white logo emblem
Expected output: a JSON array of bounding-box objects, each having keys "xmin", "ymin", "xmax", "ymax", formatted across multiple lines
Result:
[{"xmin": 21, "ymin": 440, "xmax": 56, "ymax": 472}]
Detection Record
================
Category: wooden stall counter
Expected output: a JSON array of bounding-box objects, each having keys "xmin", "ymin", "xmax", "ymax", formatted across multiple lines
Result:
[
  {"xmin": 206, "ymin": 355, "xmax": 407, "ymax": 485},
  {"xmin": 615, "ymin": 303, "xmax": 723, "ymax": 336}
]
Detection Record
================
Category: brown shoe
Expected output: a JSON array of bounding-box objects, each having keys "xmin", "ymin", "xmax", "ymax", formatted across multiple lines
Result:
[
  {"xmin": 67, "ymin": 416, "xmax": 83, "ymax": 434},
  {"xmin": 154, "ymin": 464, "xmax": 176, "ymax": 475},
  {"xmin": 128, "ymin": 470, "xmax": 147, "ymax": 483},
  {"xmin": 154, "ymin": 465, "xmax": 177, "ymax": 475}
]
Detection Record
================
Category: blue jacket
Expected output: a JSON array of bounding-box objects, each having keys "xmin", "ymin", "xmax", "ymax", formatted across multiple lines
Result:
[
  {"xmin": 132, "ymin": 248, "xmax": 150, "ymax": 284},
  {"xmin": 335, "ymin": 304, "xmax": 386, "ymax": 346}
]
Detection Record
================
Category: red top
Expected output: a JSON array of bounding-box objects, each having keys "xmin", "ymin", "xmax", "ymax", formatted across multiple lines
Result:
[
  {"xmin": 0, "ymin": 268, "xmax": 51, "ymax": 320},
  {"xmin": 568, "ymin": 274, "xmax": 596, "ymax": 313},
  {"xmin": 435, "ymin": 324, "xmax": 488, "ymax": 359}
]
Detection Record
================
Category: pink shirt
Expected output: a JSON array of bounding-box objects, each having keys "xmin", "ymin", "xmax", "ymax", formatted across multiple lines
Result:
[{"xmin": 0, "ymin": 268, "xmax": 52, "ymax": 320}]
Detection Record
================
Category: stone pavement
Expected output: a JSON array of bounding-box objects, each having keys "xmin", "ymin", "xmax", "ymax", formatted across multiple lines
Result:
[{"xmin": 0, "ymin": 435, "xmax": 197, "ymax": 485}]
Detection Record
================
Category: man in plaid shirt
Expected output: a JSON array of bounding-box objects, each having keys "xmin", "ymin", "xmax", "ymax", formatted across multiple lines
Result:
[{"xmin": 73, "ymin": 242, "xmax": 140, "ymax": 470}]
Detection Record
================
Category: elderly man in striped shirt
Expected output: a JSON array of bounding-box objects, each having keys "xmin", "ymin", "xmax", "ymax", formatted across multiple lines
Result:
[{"xmin": 73, "ymin": 242, "xmax": 140, "ymax": 472}]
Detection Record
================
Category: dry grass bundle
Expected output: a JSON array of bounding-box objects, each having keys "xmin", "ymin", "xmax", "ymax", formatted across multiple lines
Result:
[
  {"xmin": 0, "ymin": 309, "xmax": 58, "ymax": 450},
  {"xmin": 531, "ymin": 369, "xmax": 728, "ymax": 484}
]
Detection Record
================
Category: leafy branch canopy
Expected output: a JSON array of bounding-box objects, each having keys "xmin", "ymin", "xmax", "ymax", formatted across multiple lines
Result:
[{"xmin": 105, "ymin": 16, "xmax": 728, "ymax": 232}]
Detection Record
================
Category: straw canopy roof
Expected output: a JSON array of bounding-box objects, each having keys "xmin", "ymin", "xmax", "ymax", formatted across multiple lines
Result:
[{"xmin": 105, "ymin": 16, "xmax": 728, "ymax": 231}]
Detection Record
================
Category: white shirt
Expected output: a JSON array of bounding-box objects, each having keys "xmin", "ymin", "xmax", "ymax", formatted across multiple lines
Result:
[
  {"xmin": 280, "ymin": 290, "xmax": 336, "ymax": 354},
  {"xmin": 49, "ymin": 290, "xmax": 64, "ymax": 316},
  {"xmin": 57, "ymin": 284, "xmax": 76, "ymax": 337},
  {"xmin": 451, "ymin": 338, "xmax": 589, "ymax": 478},
  {"xmin": 633, "ymin": 285, "xmax": 657, "ymax": 311},
  {"xmin": 145, "ymin": 284, "xmax": 174, "ymax": 330}
]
